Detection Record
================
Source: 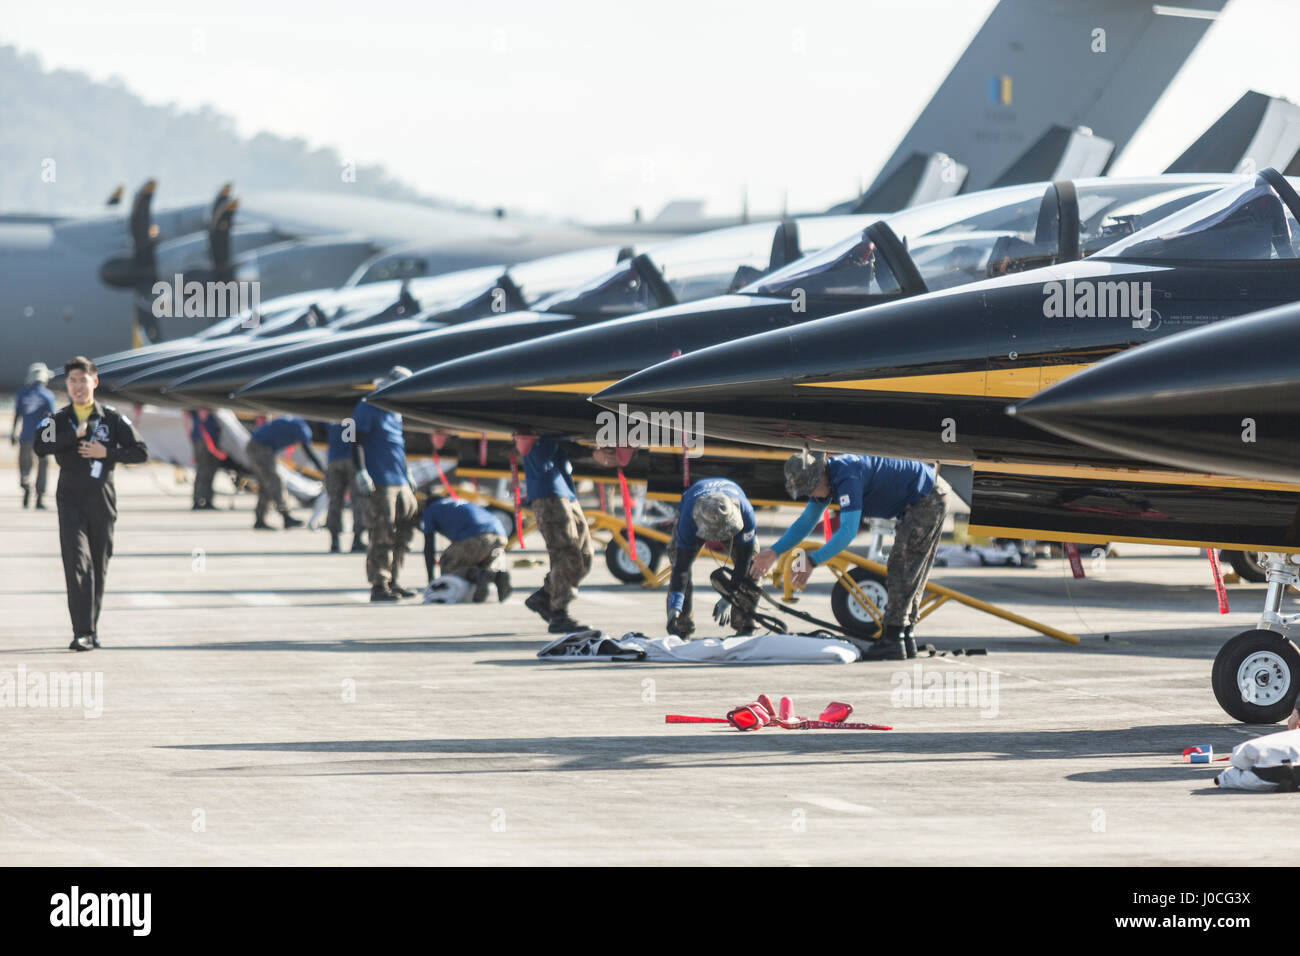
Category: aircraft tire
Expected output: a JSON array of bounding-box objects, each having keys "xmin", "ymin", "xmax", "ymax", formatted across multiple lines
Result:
[
  {"xmin": 830, "ymin": 567, "xmax": 889, "ymax": 639},
  {"xmin": 604, "ymin": 538, "xmax": 662, "ymax": 583},
  {"xmin": 1223, "ymin": 550, "xmax": 1267, "ymax": 583},
  {"xmin": 1211, "ymin": 629, "xmax": 1300, "ymax": 724}
]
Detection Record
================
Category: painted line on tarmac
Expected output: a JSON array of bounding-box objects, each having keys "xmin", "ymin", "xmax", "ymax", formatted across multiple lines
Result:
[{"xmin": 788, "ymin": 793, "xmax": 877, "ymax": 814}]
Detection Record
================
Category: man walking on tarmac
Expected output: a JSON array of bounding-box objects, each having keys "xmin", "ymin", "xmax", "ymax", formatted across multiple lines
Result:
[
  {"xmin": 750, "ymin": 452, "xmax": 947, "ymax": 660},
  {"xmin": 11, "ymin": 362, "xmax": 56, "ymax": 509},
  {"xmin": 33, "ymin": 356, "xmax": 148, "ymax": 651},
  {"xmin": 518, "ymin": 436, "xmax": 592, "ymax": 633},
  {"xmin": 351, "ymin": 367, "xmax": 418, "ymax": 602}
]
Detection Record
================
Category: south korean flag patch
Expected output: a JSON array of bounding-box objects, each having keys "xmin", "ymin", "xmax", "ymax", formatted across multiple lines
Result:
[{"xmin": 839, "ymin": 494, "xmax": 851, "ymax": 508}]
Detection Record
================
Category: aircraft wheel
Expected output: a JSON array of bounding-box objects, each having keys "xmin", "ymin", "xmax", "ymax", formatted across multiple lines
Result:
[
  {"xmin": 604, "ymin": 538, "xmax": 662, "ymax": 583},
  {"xmin": 1211, "ymin": 629, "xmax": 1300, "ymax": 724},
  {"xmin": 830, "ymin": 567, "xmax": 889, "ymax": 639},
  {"xmin": 1223, "ymin": 550, "xmax": 1267, "ymax": 584}
]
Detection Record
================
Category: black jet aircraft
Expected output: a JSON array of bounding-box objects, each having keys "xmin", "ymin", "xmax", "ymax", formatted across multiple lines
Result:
[
  {"xmin": 232, "ymin": 216, "xmax": 872, "ymax": 421},
  {"xmin": 593, "ymin": 170, "xmax": 1300, "ymax": 552},
  {"xmin": 1011, "ymin": 299, "xmax": 1300, "ymax": 724},
  {"xmin": 108, "ymin": 246, "xmax": 628, "ymax": 409},
  {"xmin": 363, "ymin": 176, "xmax": 1233, "ymax": 437}
]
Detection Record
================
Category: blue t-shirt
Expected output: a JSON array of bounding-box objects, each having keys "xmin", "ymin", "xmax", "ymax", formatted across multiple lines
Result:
[
  {"xmin": 326, "ymin": 423, "xmax": 352, "ymax": 463},
  {"xmin": 188, "ymin": 410, "xmax": 222, "ymax": 444},
  {"xmin": 675, "ymin": 478, "xmax": 757, "ymax": 548},
  {"xmin": 351, "ymin": 400, "xmax": 408, "ymax": 487},
  {"xmin": 421, "ymin": 498, "xmax": 505, "ymax": 541},
  {"xmin": 815, "ymin": 455, "xmax": 933, "ymax": 520},
  {"xmin": 522, "ymin": 437, "xmax": 576, "ymax": 504},
  {"xmin": 16, "ymin": 383, "xmax": 56, "ymax": 443},
  {"xmin": 251, "ymin": 416, "xmax": 311, "ymax": 452}
]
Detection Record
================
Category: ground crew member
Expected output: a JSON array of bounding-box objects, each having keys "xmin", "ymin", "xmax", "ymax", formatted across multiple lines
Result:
[
  {"xmin": 421, "ymin": 496, "xmax": 511, "ymax": 602},
  {"xmin": 246, "ymin": 415, "xmax": 322, "ymax": 530},
  {"xmin": 518, "ymin": 436, "xmax": 592, "ymax": 633},
  {"xmin": 187, "ymin": 407, "xmax": 224, "ymax": 510},
  {"xmin": 324, "ymin": 421, "xmax": 366, "ymax": 554},
  {"xmin": 33, "ymin": 356, "xmax": 148, "ymax": 651},
  {"xmin": 11, "ymin": 362, "xmax": 56, "ymax": 509},
  {"xmin": 666, "ymin": 477, "xmax": 758, "ymax": 638},
  {"xmin": 352, "ymin": 367, "xmax": 417, "ymax": 602},
  {"xmin": 750, "ymin": 452, "xmax": 946, "ymax": 660}
]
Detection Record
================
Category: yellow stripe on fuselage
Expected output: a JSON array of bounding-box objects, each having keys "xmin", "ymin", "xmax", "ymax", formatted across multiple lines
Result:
[
  {"xmin": 802, "ymin": 364, "xmax": 1092, "ymax": 399},
  {"xmin": 518, "ymin": 380, "xmax": 618, "ymax": 394}
]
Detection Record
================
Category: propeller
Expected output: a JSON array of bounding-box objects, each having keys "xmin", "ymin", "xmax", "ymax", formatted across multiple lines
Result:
[{"xmin": 98, "ymin": 179, "xmax": 162, "ymax": 342}]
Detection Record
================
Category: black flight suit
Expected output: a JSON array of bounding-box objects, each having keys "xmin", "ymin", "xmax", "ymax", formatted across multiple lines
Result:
[{"xmin": 33, "ymin": 403, "xmax": 148, "ymax": 639}]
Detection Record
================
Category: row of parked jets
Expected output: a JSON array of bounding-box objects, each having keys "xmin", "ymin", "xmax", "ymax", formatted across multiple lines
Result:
[{"xmin": 14, "ymin": 0, "xmax": 1300, "ymax": 723}]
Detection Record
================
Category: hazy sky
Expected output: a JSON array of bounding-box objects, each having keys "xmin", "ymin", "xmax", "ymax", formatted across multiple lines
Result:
[{"xmin": 4, "ymin": 0, "xmax": 1298, "ymax": 222}]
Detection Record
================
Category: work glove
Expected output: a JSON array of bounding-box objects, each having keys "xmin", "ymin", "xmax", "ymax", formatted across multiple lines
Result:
[
  {"xmin": 712, "ymin": 596, "xmax": 733, "ymax": 628},
  {"xmin": 666, "ymin": 611, "xmax": 694, "ymax": 639},
  {"xmin": 353, "ymin": 469, "xmax": 375, "ymax": 498}
]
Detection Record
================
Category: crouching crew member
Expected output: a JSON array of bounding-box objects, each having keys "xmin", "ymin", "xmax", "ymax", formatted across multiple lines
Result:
[
  {"xmin": 751, "ymin": 452, "xmax": 946, "ymax": 660},
  {"xmin": 33, "ymin": 356, "xmax": 148, "ymax": 651},
  {"xmin": 188, "ymin": 407, "xmax": 224, "ymax": 510},
  {"xmin": 324, "ymin": 421, "xmax": 366, "ymax": 554},
  {"xmin": 352, "ymin": 367, "xmax": 418, "ymax": 603},
  {"xmin": 11, "ymin": 362, "xmax": 56, "ymax": 509},
  {"xmin": 246, "ymin": 415, "xmax": 323, "ymax": 530},
  {"xmin": 517, "ymin": 436, "xmax": 593, "ymax": 634},
  {"xmin": 667, "ymin": 478, "xmax": 758, "ymax": 638},
  {"xmin": 421, "ymin": 496, "xmax": 511, "ymax": 602}
]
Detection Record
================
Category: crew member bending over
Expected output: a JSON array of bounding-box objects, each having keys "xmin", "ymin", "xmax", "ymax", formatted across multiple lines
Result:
[
  {"xmin": 666, "ymin": 477, "xmax": 757, "ymax": 638},
  {"xmin": 750, "ymin": 452, "xmax": 946, "ymax": 660}
]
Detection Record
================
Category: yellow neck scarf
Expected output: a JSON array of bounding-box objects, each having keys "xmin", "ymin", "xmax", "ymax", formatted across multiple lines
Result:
[{"xmin": 73, "ymin": 403, "xmax": 95, "ymax": 423}]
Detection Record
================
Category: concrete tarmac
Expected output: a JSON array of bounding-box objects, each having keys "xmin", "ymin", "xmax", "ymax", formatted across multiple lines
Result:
[{"xmin": 2, "ymin": 457, "xmax": 1297, "ymax": 866}]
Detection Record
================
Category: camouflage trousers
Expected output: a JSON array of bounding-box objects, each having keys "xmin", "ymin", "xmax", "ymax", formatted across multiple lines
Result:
[
  {"xmin": 532, "ymin": 496, "xmax": 593, "ymax": 612},
  {"xmin": 442, "ymin": 532, "xmax": 507, "ymax": 580},
  {"xmin": 364, "ymin": 483, "xmax": 418, "ymax": 587},
  {"xmin": 18, "ymin": 443, "xmax": 48, "ymax": 495},
  {"xmin": 884, "ymin": 487, "xmax": 947, "ymax": 628},
  {"xmin": 324, "ymin": 458, "xmax": 365, "ymax": 535},
  {"xmin": 247, "ymin": 439, "xmax": 287, "ymax": 520}
]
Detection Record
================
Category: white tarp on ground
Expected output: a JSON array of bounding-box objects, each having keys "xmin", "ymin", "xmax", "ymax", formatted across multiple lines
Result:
[
  {"xmin": 132, "ymin": 404, "xmax": 321, "ymax": 504},
  {"xmin": 537, "ymin": 630, "xmax": 861, "ymax": 664},
  {"xmin": 1215, "ymin": 728, "xmax": 1300, "ymax": 791}
]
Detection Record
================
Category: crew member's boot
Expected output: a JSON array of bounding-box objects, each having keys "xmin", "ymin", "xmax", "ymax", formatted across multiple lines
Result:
[
  {"xmin": 370, "ymin": 583, "xmax": 399, "ymax": 603},
  {"xmin": 547, "ymin": 608, "xmax": 587, "ymax": 634},
  {"xmin": 329, "ymin": 532, "xmax": 341, "ymax": 553},
  {"xmin": 469, "ymin": 569, "xmax": 492, "ymax": 603},
  {"xmin": 903, "ymin": 625, "xmax": 918, "ymax": 659},
  {"xmin": 388, "ymin": 581, "xmax": 416, "ymax": 599},
  {"xmin": 494, "ymin": 570, "xmax": 513, "ymax": 602},
  {"xmin": 350, "ymin": 533, "xmax": 367, "ymax": 553},
  {"xmin": 35, "ymin": 495, "xmax": 46, "ymax": 510},
  {"xmin": 281, "ymin": 510, "xmax": 304, "ymax": 530},
  {"xmin": 862, "ymin": 623, "xmax": 907, "ymax": 661},
  {"xmin": 22, "ymin": 489, "xmax": 30, "ymax": 509}
]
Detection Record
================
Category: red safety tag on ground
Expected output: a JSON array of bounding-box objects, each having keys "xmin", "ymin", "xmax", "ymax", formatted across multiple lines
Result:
[
  {"xmin": 509, "ymin": 449, "xmax": 525, "ymax": 546},
  {"xmin": 1063, "ymin": 542, "xmax": 1085, "ymax": 579},
  {"xmin": 1208, "ymin": 548, "xmax": 1229, "ymax": 614},
  {"xmin": 618, "ymin": 468, "xmax": 636, "ymax": 553}
]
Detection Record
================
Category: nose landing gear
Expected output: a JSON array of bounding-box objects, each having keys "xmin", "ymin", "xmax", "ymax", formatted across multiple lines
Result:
[{"xmin": 1212, "ymin": 553, "xmax": 1300, "ymax": 723}]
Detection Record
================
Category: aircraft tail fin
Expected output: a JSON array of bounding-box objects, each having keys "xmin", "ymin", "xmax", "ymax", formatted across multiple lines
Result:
[
  {"xmin": 867, "ymin": 0, "xmax": 1227, "ymax": 195},
  {"xmin": 990, "ymin": 125, "xmax": 1115, "ymax": 188},
  {"xmin": 1164, "ymin": 91, "xmax": 1300, "ymax": 175},
  {"xmin": 850, "ymin": 153, "xmax": 969, "ymax": 213}
]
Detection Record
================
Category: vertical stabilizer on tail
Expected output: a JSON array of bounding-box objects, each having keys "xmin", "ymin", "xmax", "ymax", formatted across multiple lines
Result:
[{"xmin": 868, "ymin": 0, "xmax": 1227, "ymax": 194}]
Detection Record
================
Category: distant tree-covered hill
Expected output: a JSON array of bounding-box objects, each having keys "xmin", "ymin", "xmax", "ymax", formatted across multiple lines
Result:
[{"xmin": 0, "ymin": 45, "xmax": 456, "ymax": 214}]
